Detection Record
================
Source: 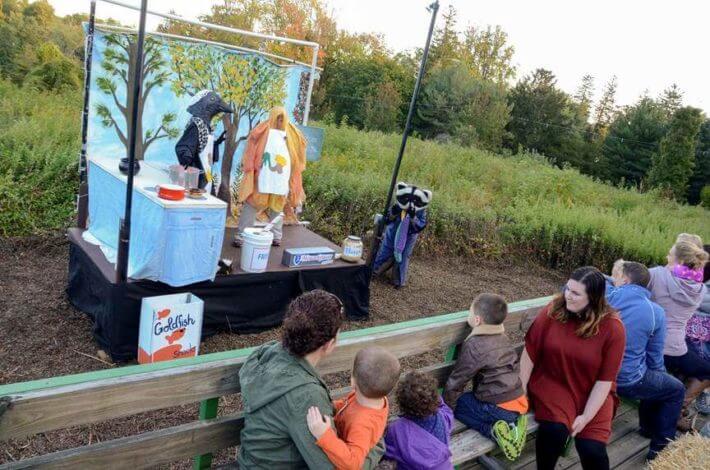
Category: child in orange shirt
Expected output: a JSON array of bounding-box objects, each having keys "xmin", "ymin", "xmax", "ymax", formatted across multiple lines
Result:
[{"xmin": 306, "ymin": 346, "xmax": 401, "ymax": 470}]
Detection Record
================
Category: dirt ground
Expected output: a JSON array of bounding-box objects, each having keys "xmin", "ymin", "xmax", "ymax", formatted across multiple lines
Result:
[{"xmin": 0, "ymin": 232, "xmax": 565, "ymax": 466}]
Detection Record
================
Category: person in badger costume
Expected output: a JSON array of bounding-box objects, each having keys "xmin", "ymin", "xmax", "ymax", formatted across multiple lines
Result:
[
  {"xmin": 373, "ymin": 182, "xmax": 432, "ymax": 288},
  {"xmin": 175, "ymin": 90, "xmax": 233, "ymax": 193}
]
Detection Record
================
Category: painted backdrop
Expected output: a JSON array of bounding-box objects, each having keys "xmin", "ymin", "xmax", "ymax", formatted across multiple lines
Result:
[{"xmin": 86, "ymin": 25, "xmax": 315, "ymax": 217}]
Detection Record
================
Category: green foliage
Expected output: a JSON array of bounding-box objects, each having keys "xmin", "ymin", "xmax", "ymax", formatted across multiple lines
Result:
[
  {"xmin": 700, "ymin": 186, "xmax": 710, "ymax": 209},
  {"xmin": 459, "ymin": 24, "xmax": 516, "ymax": 84},
  {"xmin": 505, "ymin": 69, "xmax": 585, "ymax": 168},
  {"xmin": 417, "ymin": 64, "xmax": 511, "ymax": 150},
  {"xmin": 25, "ymin": 55, "xmax": 80, "ymax": 91},
  {"xmin": 573, "ymin": 74, "xmax": 595, "ymax": 123},
  {"xmin": 659, "ymin": 83, "xmax": 683, "ymax": 120},
  {"xmin": 648, "ymin": 106, "xmax": 705, "ymax": 200},
  {"xmin": 688, "ymin": 119, "xmax": 710, "ymax": 205},
  {"xmin": 362, "ymin": 80, "xmax": 402, "ymax": 133},
  {"xmin": 592, "ymin": 76, "xmax": 618, "ymax": 137},
  {"xmin": 0, "ymin": 1, "xmax": 83, "ymax": 86},
  {"xmin": 602, "ymin": 97, "xmax": 667, "ymax": 185},
  {"xmin": 303, "ymin": 123, "xmax": 708, "ymax": 270},
  {"xmin": 429, "ymin": 4, "xmax": 460, "ymax": 66},
  {"xmin": 0, "ymin": 80, "xmax": 80, "ymax": 236},
  {"xmin": 315, "ymin": 52, "xmax": 409, "ymax": 129}
]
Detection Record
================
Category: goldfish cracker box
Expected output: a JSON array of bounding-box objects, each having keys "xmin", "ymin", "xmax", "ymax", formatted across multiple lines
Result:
[{"xmin": 137, "ymin": 293, "xmax": 204, "ymax": 364}]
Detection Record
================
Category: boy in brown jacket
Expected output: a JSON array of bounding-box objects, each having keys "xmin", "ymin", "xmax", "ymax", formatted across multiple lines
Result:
[{"xmin": 443, "ymin": 293, "xmax": 528, "ymax": 460}]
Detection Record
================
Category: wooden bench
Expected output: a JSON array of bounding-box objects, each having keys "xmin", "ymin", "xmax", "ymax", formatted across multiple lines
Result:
[{"xmin": 0, "ymin": 295, "xmax": 649, "ymax": 469}]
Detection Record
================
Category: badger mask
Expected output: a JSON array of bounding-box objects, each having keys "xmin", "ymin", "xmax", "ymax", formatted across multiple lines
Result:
[{"xmin": 395, "ymin": 182, "xmax": 432, "ymax": 212}]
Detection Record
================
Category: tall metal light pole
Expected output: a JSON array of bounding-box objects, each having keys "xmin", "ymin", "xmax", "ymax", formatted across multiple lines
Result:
[
  {"xmin": 368, "ymin": 1, "xmax": 440, "ymax": 270},
  {"xmin": 115, "ymin": 0, "xmax": 148, "ymax": 283}
]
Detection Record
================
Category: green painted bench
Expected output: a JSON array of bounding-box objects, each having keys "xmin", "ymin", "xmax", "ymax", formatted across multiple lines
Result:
[{"xmin": 5, "ymin": 295, "xmax": 638, "ymax": 469}]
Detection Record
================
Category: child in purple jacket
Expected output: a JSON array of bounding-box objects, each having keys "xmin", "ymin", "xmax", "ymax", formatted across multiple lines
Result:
[{"xmin": 384, "ymin": 371, "xmax": 454, "ymax": 470}]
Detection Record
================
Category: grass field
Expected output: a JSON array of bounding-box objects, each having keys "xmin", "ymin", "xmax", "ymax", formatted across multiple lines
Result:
[
  {"xmin": 1, "ymin": 81, "xmax": 707, "ymax": 269},
  {"xmin": 304, "ymin": 124, "xmax": 709, "ymax": 269}
]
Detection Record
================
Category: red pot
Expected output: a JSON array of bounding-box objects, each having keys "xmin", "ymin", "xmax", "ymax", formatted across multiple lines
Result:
[{"xmin": 157, "ymin": 184, "xmax": 185, "ymax": 201}]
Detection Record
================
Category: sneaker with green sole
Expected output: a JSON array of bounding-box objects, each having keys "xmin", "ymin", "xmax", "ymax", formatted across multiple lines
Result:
[
  {"xmin": 491, "ymin": 420, "xmax": 522, "ymax": 461},
  {"xmin": 513, "ymin": 414, "xmax": 528, "ymax": 454}
]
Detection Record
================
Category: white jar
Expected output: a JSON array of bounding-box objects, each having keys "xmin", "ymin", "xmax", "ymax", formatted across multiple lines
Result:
[{"xmin": 341, "ymin": 236, "xmax": 363, "ymax": 262}]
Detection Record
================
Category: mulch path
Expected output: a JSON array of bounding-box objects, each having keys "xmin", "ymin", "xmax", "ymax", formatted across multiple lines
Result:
[{"xmin": 0, "ymin": 232, "xmax": 565, "ymax": 466}]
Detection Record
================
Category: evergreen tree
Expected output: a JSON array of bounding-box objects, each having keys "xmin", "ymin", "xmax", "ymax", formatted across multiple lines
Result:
[
  {"xmin": 593, "ymin": 75, "xmax": 618, "ymax": 137},
  {"xmin": 505, "ymin": 69, "xmax": 583, "ymax": 167},
  {"xmin": 688, "ymin": 119, "xmax": 710, "ymax": 204},
  {"xmin": 648, "ymin": 106, "xmax": 705, "ymax": 200},
  {"xmin": 659, "ymin": 83, "xmax": 684, "ymax": 120},
  {"xmin": 418, "ymin": 63, "xmax": 511, "ymax": 150},
  {"xmin": 573, "ymin": 74, "xmax": 595, "ymax": 122},
  {"xmin": 429, "ymin": 4, "xmax": 460, "ymax": 66},
  {"xmin": 601, "ymin": 96, "xmax": 667, "ymax": 186}
]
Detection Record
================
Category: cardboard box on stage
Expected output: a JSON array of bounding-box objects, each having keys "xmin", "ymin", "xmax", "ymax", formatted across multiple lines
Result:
[{"xmin": 138, "ymin": 293, "xmax": 204, "ymax": 364}]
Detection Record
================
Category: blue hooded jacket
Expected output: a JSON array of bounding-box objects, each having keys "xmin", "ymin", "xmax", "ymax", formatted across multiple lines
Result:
[{"xmin": 605, "ymin": 279, "xmax": 666, "ymax": 386}]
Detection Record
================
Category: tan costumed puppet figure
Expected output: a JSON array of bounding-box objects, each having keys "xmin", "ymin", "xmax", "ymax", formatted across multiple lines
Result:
[{"xmin": 234, "ymin": 107, "xmax": 307, "ymax": 247}]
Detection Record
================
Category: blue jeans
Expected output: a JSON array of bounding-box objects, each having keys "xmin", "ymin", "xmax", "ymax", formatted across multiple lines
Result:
[
  {"xmin": 454, "ymin": 392, "xmax": 519, "ymax": 439},
  {"xmin": 617, "ymin": 369, "xmax": 684, "ymax": 454}
]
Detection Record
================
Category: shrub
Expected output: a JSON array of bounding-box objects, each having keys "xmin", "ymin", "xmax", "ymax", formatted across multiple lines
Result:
[
  {"xmin": 701, "ymin": 186, "xmax": 710, "ymax": 209},
  {"xmin": 0, "ymin": 81, "xmax": 80, "ymax": 236},
  {"xmin": 303, "ymin": 123, "xmax": 709, "ymax": 269}
]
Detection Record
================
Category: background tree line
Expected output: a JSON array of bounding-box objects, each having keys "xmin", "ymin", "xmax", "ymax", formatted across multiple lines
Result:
[{"xmin": 1, "ymin": 0, "xmax": 707, "ymax": 206}]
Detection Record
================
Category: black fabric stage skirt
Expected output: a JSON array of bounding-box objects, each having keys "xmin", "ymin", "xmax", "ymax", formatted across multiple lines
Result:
[{"xmin": 66, "ymin": 227, "xmax": 370, "ymax": 361}]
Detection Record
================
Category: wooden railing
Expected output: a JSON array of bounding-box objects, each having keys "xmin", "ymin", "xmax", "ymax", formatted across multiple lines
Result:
[{"xmin": 0, "ymin": 297, "xmax": 551, "ymax": 469}]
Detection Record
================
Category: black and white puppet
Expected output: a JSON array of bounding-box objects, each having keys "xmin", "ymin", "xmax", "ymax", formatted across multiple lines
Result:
[
  {"xmin": 372, "ymin": 182, "xmax": 432, "ymax": 287},
  {"xmin": 175, "ymin": 90, "xmax": 234, "ymax": 193}
]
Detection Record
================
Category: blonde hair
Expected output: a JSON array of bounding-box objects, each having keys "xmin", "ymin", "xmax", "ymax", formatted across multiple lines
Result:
[
  {"xmin": 675, "ymin": 233, "xmax": 703, "ymax": 249},
  {"xmin": 672, "ymin": 240, "xmax": 709, "ymax": 270}
]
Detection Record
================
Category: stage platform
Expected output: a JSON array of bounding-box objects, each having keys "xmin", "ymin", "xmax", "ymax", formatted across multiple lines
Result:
[{"xmin": 66, "ymin": 226, "xmax": 370, "ymax": 361}]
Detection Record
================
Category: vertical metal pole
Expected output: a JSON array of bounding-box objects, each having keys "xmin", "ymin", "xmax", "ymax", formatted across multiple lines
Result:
[
  {"xmin": 77, "ymin": 0, "xmax": 97, "ymax": 229},
  {"xmin": 116, "ymin": 0, "xmax": 148, "ymax": 283},
  {"xmin": 302, "ymin": 44, "xmax": 319, "ymax": 125},
  {"xmin": 367, "ymin": 1, "xmax": 439, "ymax": 269}
]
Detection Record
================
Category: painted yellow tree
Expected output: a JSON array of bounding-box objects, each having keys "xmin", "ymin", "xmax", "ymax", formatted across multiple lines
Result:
[{"xmin": 169, "ymin": 42, "xmax": 286, "ymax": 221}]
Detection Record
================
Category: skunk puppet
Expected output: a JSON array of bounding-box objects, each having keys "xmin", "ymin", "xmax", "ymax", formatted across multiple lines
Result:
[
  {"xmin": 175, "ymin": 90, "xmax": 233, "ymax": 192},
  {"xmin": 373, "ymin": 182, "xmax": 432, "ymax": 287}
]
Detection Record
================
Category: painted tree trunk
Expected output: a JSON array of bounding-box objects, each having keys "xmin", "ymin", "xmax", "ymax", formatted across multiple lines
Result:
[
  {"xmin": 125, "ymin": 41, "xmax": 145, "ymax": 161},
  {"xmin": 217, "ymin": 112, "xmax": 241, "ymax": 225}
]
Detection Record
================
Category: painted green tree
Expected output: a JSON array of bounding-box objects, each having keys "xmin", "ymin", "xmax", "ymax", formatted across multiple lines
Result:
[
  {"xmin": 95, "ymin": 31, "xmax": 178, "ymax": 160},
  {"xmin": 169, "ymin": 42, "xmax": 286, "ymax": 220}
]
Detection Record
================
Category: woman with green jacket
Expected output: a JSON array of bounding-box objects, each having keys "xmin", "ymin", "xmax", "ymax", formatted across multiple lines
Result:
[{"xmin": 237, "ymin": 290, "xmax": 384, "ymax": 469}]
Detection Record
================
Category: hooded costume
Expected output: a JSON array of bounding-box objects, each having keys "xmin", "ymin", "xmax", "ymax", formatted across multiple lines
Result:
[
  {"xmin": 235, "ymin": 107, "xmax": 307, "ymax": 245},
  {"xmin": 373, "ymin": 183, "xmax": 432, "ymax": 287},
  {"xmin": 175, "ymin": 90, "xmax": 233, "ymax": 192}
]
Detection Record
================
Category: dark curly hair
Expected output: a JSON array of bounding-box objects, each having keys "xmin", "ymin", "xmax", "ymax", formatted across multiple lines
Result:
[
  {"xmin": 281, "ymin": 290, "xmax": 344, "ymax": 357},
  {"xmin": 396, "ymin": 371, "xmax": 440, "ymax": 419}
]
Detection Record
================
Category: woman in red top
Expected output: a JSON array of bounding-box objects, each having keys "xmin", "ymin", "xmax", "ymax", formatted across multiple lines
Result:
[{"xmin": 520, "ymin": 266, "xmax": 625, "ymax": 470}]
